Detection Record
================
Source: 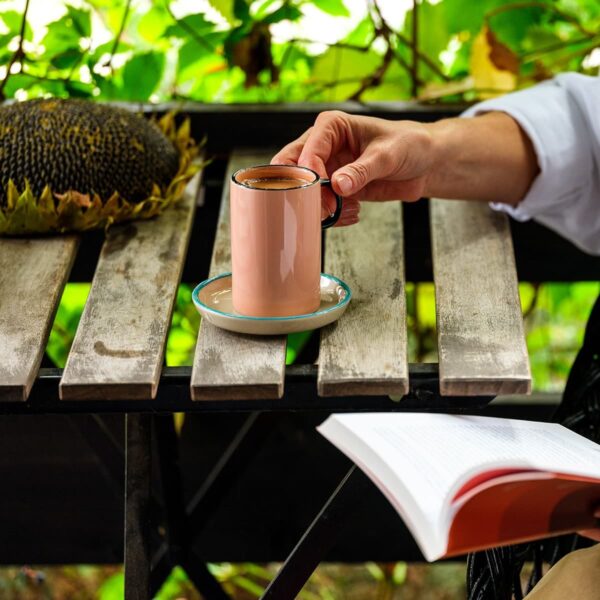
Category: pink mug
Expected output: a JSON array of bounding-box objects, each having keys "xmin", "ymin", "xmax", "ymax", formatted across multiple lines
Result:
[{"xmin": 230, "ymin": 164, "xmax": 343, "ymax": 317}]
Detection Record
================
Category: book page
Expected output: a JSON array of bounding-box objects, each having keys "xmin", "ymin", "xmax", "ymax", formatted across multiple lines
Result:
[{"xmin": 318, "ymin": 413, "xmax": 600, "ymax": 560}]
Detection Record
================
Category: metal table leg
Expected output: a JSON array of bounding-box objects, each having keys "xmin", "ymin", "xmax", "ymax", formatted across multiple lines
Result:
[
  {"xmin": 125, "ymin": 413, "xmax": 152, "ymax": 600},
  {"xmin": 152, "ymin": 414, "xmax": 231, "ymax": 600},
  {"xmin": 261, "ymin": 465, "xmax": 369, "ymax": 600},
  {"xmin": 151, "ymin": 412, "xmax": 275, "ymax": 589}
]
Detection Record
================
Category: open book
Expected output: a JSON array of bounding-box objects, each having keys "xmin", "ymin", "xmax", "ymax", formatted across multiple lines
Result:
[{"xmin": 317, "ymin": 414, "xmax": 600, "ymax": 562}]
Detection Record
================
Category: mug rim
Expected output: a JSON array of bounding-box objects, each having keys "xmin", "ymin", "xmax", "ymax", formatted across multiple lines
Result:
[{"xmin": 231, "ymin": 163, "xmax": 320, "ymax": 191}]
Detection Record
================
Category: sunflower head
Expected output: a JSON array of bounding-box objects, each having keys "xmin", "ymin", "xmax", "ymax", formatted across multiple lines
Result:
[{"xmin": 0, "ymin": 99, "xmax": 200, "ymax": 235}]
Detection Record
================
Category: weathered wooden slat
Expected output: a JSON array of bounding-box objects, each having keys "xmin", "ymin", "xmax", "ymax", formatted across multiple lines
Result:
[
  {"xmin": 430, "ymin": 199, "xmax": 531, "ymax": 396},
  {"xmin": 0, "ymin": 236, "xmax": 79, "ymax": 401},
  {"xmin": 318, "ymin": 202, "xmax": 409, "ymax": 397},
  {"xmin": 191, "ymin": 150, "xmax": 287, "ymax": 401},
  {"xmin": 60, "ymin": 173, "xmax": 200, "ymax": 401}
]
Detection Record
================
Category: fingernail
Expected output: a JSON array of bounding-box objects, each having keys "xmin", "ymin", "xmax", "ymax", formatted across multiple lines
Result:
[{"xmin": 335, "ymin": 174, "xmax": 352, "ymax": 195}]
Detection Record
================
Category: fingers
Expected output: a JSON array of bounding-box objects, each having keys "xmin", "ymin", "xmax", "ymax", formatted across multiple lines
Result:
[
  {"xmin": 342, "ymin": 178, "xmax": 427, "ymax": 203},
  {"xmin": 330, "ymin": 142, "xmax": 399, "ymax": 197},
  {"xmin": 298, "ymin": 111, "xmax": 353, "ymax": 177}
]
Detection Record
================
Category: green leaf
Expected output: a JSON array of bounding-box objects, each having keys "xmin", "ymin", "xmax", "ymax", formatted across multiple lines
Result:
[
  {"xmin": 0, "ymin": 32, "xmax": 16, "ymax": 55},
  {"xmin": 312, "ymin": 46, "xmax": 381, "ymax": 100},
  {"xmin": 50, "ymin": 49, "xmax": 83, "ymax": 70},
  {"xmin": 312, "ymin": 0, "xmax": 350, "ymax": 17},
  {"xmin": 0, "ymin": 10, "xmax": 33, "ymax": 40},
  {"xmin": 2, "ymin": 73, "xmax": 38, "ymax": 98},
  {"xmin": 416, "ymin": 283, "xmax": 437, "ymax": 330},
  {"xmin": 234, "ymin": 0, "xmax": 252, "ymax": 23},
  {"xmin": 177, "ymin": 38, "xmax": 221, "ymax": 79},
  {"xmin": 361, "ymin": 59, "xmax": 410, "ymax": 100},
  {"xmin": 343, "ymin": 16, "xmax": 375, "ymax": 45},
  {"xmin": 65, "ymin": 81, "xmax": 94, "ymax": 98},
  {"xmin": 98, "ymin": 572, "xmax": 124, "ymax": 600},
  {"xmin": 88, "ymin": 39, "xmax": 131, "ymax": 65},
  {"xmin": 285, "ymin": 330, "xmax": 313, "ymax": 364},
  {"xmin": 66, "ymin": 5, "xmax": 92, "ymax": 38},
  {"xmin": 253, "ymin": 0, "xmax": 281, "ymax": 20},
  {"xmin": 365, "ymin": 562, "xmax": 384, "ymax": 581},
  {"xmin": 42, "ymin": 18, "xmax": 82, "ymax": 57},
  {"xmin": 165, "ymin": 13, "xmax": 216, "ymax": 38},
  {"xmin": 441, "ymin": 0, "xmax": 506, "ymax": 36},
  {"xmin": 121, "ymin": 51, "xmax": 165, "ymax": 100},
  {"xmin": 489, "ymin": 4, "xmax": 546, "ymax": 49},
  {"xmin": 138, "ymin": 5, "xmax": 169, "ymax": 42},
  {"xmin": 167, "ymin": 328, "xmax": 197, "ymax": 356},
  {"xmin": 262, "ymin": 4, "xmax": 302, "ymax": 24},
  {"xmin": 209, "ymin": 0, "xmax": 236, "ymax": 24},
  {"xmin": 392, "ymin": 562, "xmax": 407, "ymax": 585}
]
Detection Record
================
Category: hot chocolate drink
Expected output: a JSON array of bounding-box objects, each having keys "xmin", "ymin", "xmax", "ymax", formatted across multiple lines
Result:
[{"xmin": 244, "ymin": 177, "xmax": 309, "ymax": 190}]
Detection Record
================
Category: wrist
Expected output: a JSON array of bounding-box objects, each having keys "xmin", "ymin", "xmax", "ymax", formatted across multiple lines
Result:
[{"xmin": 421, "ymin": 118, "xmax": 462, "ymax": 198}]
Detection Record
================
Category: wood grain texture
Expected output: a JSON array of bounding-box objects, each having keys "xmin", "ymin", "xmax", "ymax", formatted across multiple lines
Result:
[
  {"xmin": 430, "ymin": 199, "xmax": 531, "ymax": 396},
  {"xmin": 59, "ymin": 174, "xmax": 200, "ymax": 401},
  {"xmin": 0, "ymin": 236, "xmax": 79, "ymax": 401},
  {"xmin": 191, "ymin": 150, "xmax": 287, "ymax": 401},
  {"xmin": 318, "ymin": 202, "xmax": 408, "ymax": 397}
]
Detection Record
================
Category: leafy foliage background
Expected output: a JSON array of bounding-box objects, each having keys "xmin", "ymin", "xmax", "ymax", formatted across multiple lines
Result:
[{"xmin": 0, "ymin": 0, "xmax": 599, "ymax": 103}]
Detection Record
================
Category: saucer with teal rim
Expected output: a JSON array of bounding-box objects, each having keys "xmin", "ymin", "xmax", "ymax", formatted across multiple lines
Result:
[{"xmin": 192, "ymin": 273, "xmax": 351, "ymax": 335}]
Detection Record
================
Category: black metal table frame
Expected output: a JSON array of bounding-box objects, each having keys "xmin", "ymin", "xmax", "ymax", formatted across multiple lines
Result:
[{"xmin": 2, "ymin": 363, "xmax": 496, "ymax": 600}]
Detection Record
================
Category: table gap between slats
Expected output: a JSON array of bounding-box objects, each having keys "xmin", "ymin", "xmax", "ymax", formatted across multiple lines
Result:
[
  {"xmin": 59, "ymin": 169, "xmax": 202, "ymax": 401},
  {"xmin": 430, "ymin": 199, "xmax": 531, "ymax": 396},
  {"xmin": 190, "ymin": 150, "xmax": 287, "ymax": 401}
]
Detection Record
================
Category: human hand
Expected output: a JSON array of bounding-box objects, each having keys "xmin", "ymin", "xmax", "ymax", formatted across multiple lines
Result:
[
  {"xmin": 271, "ymin": 110, "xmax": 434, "ymax": 226},
  {"xmin": 272, "ymin": 110, "xmax": 538, "ymax": 227}
]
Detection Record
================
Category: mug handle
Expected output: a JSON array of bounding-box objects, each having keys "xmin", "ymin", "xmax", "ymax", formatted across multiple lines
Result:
[{"xmin": 320, "ymin": 178, "xmax": 343, "ymax": 229}]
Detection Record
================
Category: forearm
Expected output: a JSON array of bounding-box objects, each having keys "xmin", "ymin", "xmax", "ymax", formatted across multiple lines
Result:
[{"xmin": 423, "ymin": 112, "xmax": 539, "ymax": 206}]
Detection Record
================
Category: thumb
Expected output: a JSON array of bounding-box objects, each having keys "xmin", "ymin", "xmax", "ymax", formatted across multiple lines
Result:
[{"xmin": 332, "ymin": 148, "xmax": 391, "ymax": 196}]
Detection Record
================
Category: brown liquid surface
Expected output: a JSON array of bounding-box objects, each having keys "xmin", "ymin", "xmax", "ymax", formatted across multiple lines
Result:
[{"xmin": 244, "ymin": 177, "xmax": 309, "ymax": 190}]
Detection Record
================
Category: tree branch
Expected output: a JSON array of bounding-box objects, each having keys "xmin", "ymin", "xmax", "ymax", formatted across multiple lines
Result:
[
  {"xmin": 164, "ymin": 1, "xmax": 215, "ymax": 53},
  {"xmin": 369, "ymin": 0, "xmax": 451, "ymax": 82},
  {"xmin": 520, "ymin": 34, "xmax": 600, "ymax": 62},
  {"xmin": 0, "ymin": 0, "xmax": 31, "ymax": 101},
  {"xmin": 104, "ymin": 0, "xmax": 132, "ymax": 72},
  {"xmin": 286, "ymin": 38, "xmax": 376, "ymax": 52},
  {"xmin": 349, "ymin": 46, "xmax": 394, "ymax": 101},
  {"xmin": 304, "ymin": 77, "xmax": 366, "ymax": 100},
  {"xmin": 410, "ymin": 0, "xmax": 419, "ymax": 98}
]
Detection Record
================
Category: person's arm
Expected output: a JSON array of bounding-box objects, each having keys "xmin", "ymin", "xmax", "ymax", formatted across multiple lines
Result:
[
  {"xmin": 424, "ymin": 112, "xmax": 539, "ymax": 205},
  {"xmin": 272, "ymin": 110, "xmax": 537, "ymax": 226},
  {"xmin": 274, "ymin": 73, "xmax": 600, "ymax": 254}
]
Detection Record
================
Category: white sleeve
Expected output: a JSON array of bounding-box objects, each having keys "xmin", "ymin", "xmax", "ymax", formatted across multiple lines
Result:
[{"xmin": 462, "ymin": 73, "xmax": 600, "ymax": 256}]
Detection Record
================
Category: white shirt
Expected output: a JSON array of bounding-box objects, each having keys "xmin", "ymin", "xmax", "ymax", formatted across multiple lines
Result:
[{"xmin": 463, "ymin": 73, "xmax": 600, "ymax": 256}]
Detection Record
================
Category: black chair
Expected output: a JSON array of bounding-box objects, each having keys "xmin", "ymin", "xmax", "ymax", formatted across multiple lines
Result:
[{"xmin": 467, "ymin": 294, "xmax": 600, "ymax": 600}]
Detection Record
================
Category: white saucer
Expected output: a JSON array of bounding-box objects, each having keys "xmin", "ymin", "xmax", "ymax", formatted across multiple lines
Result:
[{"xmin": 192, "ymin": 273, "xmax": 351, "ymax": 335}]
